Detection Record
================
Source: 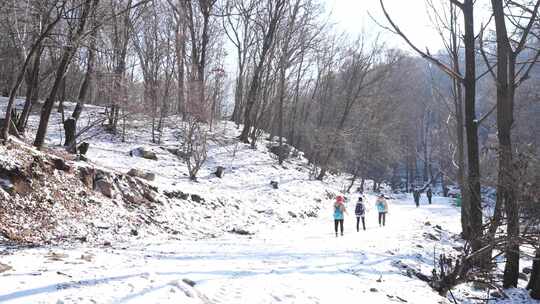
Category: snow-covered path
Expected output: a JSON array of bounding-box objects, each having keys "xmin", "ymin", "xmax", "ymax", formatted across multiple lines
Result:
[{"xmin": 0, "ymin": 195, "xmax": 461, "ymax": 304}]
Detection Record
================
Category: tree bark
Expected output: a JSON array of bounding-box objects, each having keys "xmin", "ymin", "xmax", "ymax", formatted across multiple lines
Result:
[
  {"xmin": 175, "ymin": 20, "xmax": 186, "ymax": 118},
  {"xmin": 63, "ymin": 118, "xmax": 76, "ymax": 152},
  {"xmin": 491, "ymin": 0, "xmax": 520, "ymax": 287},
  {"xmin": 449, "ymin": 1, "xmax": 470, "ymax": 239},
  {"xmin": 462, "ymin": 0, "xmax": 483, "ymax": 257},
  {"xmin": 528, "ymin": 249, "xmax": 540, "ymax": 299}
]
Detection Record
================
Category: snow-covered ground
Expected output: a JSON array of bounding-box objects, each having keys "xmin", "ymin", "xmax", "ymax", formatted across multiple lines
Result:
[
  {"xmin": 4, "ymin": 195, "xmax": 533, "ymax": 303},
  {"xmin": 1, "ymin": 98, "xmax": 537, "ymax": 303},
  {"xmin": 0, "ymin": 194, "xmax": 468, "ymax": 304}
]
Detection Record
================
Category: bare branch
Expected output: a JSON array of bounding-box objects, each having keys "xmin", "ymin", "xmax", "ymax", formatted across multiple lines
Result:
[
  {"xmin": 476, "ymin": 104, "xmax": 496, "ymax": 125},
  {"xmin": 378, "ymin": 0, "xmax": 464, "ymax": 82},
  {"xmin": 513, "ymin": 0, "xmax": 540, "ymax": 55}
]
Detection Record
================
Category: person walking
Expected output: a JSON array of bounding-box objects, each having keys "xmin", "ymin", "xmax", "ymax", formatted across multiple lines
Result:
[
  {"xmin": 333, "ymin": 195, "xmax": 347, "ymax": 237},
  {"xmin": 427, "ymin": 188, "xmax": 433, "ymax": 205},
  {"xmin": 354, "ymin": 197, "xmax": 366, "ymax": 231},
  {"xmin": 413, "ymin": 189, "xmax": 420, "ymax": 207},
  {"xmin": 375, "ymin": 194, "xmax": 388, "ymax": 227}
]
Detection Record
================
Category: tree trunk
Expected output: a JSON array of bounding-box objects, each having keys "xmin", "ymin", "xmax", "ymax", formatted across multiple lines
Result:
[
  {"xmin": 463, "ymin": 0, "xmax": 483, "ymax": 257},
  {"xmin": 346, "ymin": 170, "xmax": 358, "ymax": 193},
  {"xmin": 440, "ymin": 171, "xmax": 446, "ymax": 197},
  {"xmin": 528, "ymin": 249, "xmax": 540, "ymax": 299},
  {"xmin": 288, "ymin": 51, "xmax": 304, "ymax": 146},
  {"xmin": 63, "ymin": 118, "xmax": 76, "ymax": 152},
  {"xmin": 232, "ymin": 72, "xmax": 244, "ymax": 124},
  {"xmin": 109, "ymin": 0, "xmax": 132, "ymax": 132},
  {"xmin": 57, "ymin": 76, "xmax": 67, "ymax": 119},
  {"xmin": 276, "ymin": 0, "xmax": 300, "ymax": 164},
  {"xmin": 17, "ymin": 46, "xmax": 43, "ymax": 133},
  {"xmin": 72, "ymin": 17, "xmax": 97, "ymax": 122},
  {"xmin": 405, "ymin": 158, "xmax": 410, "ymax": 192},
  {"xmin": 175, "ymin": 20, "xmax": 186, "ymax": 118},
  {"xmin": 455, "ymin": 78, "xmax": 470, "ymax": 240},
  {"xmin": 423, "ymin": 112, "xmax": 429, "ymax": 182},
  {"xmin": 277, "ymin": 64, "xmax": 286, "ymax": 164},
  {"xmin": 34, "ymin": 51, "xmax": 73, "ymax": 148},
  {"xmin": 452, "ymin": 54, "xmax": 470, "ymax": 239},
  {"xmin": 491, "ymin": 0, "xmax": 520, "ymax": 287}
]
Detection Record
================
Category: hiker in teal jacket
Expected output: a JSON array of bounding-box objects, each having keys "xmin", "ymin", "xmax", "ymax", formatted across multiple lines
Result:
[
  {"xmin": 375, "ymin": 194, "xmax": 388, "ymax": 227},
  {"xmin": 333, "ymin": 195, "xmax": 347, "ymax": 236}
]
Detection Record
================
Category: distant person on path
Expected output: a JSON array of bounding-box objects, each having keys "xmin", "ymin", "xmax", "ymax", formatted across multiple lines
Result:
[
  {"xmin": 427, "ymin": 188, "xmax": 433, "ymax": 205},
  {"xmin": 333, "ymin": 195, "xmax": 347, "ymax": 237},
  {"xmin": 355, "ymin": 197, "xmax": 366, "ymax": 231},
  {"xmin": 376, "ymin": 194, "xmax": 388, "ymax": 227},
  {"xmin": 443, "ymin": 186, "xmax": 449, "ymax": 197},
  {"xmin": 413, "ymin": 189, "xmax": 420, "ymax": 207}
]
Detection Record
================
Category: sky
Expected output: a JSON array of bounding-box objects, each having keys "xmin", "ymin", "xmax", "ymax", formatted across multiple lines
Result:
[
  {"xmin": 222, "ymin": 0, "xmax": 448, "ymax": 73},
  {"xmin": 326, "ymin": 0, "xmax": 493, "ymax": 53},
  {"xmin": 326, "ymin": 0, "xmax": 448, "ymax": 53}
]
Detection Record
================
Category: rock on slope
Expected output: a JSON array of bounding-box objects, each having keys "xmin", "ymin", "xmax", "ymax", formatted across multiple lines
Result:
[{"xmin": 0, "ymin": 139, "xmax": 165, "ymax": 244}]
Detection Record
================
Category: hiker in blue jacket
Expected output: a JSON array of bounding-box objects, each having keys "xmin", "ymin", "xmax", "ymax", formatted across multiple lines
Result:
[
  {"xmin": 375, "ymin": 194, "xmax": 388, "ymax": 227},
  {"xmin": 355, "ymin": 197, "xmax": 366, "ymax": 231},
  {"xmin": 333, "ymin": 195, "xmax": 347, "ymax": 237}
]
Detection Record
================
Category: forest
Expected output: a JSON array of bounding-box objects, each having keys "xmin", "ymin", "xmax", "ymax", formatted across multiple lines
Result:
[{"xmin": 0, "ymin": 0, "xmax": 539, "ymax": 303}]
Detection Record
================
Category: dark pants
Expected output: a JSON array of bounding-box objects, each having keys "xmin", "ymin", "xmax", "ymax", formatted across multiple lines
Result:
[
  {"xmin": 356, "ymin": 216, "xmax": 365, "ymax": 231},
  {"xmin": 378, "ymin": 212, "xmax": 386, "ymax": 226},
  {"xmin": 334, "ymin": 219, "xmax": 344, "ymax": 235}
]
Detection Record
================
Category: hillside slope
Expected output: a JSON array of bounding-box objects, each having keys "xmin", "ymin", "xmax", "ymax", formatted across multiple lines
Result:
[{"xmin": 0, "ymin": 98, "xmax": 342, "ymax": 244}]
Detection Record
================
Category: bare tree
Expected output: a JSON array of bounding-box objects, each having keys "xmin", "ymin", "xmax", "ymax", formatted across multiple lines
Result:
[
  {"xmin": 34, "ymin": 0, "xmax": 97, "ymax": 149},
  {"xmin": 132, "ymin": 1, "xmax": 165, "ymax": 143},
  {"xmin": 1, "ymin": 1, "xmax": 68, "ymax": 142},
  {"xmin": 238, "ymin": 0, "xmax": 286, "ymax": 143},
  {"xmin": 167, "ymin": 0, "xmax": 187, "ymax": 117},
  {"xmin": 316, "ymin": 39, "xmax": 388, "ymax": 180},
  {"xmin": 182, "ymin": 0, "xmax": 218, "ymax": 121},
  {"xmin": 222, "ymin": 0, "xmax": 257, "ymax": 125},
  {"xmin": 380, "ymin": 0, "xmax": 484, "ymax": 259},
  {"xmin": 64, "ymin": 0, "xmax": 101, "ymax": 152},
  {"xmin": 489, "ymin": 0, "xmax": 540, "ymax": 288},
  {"xmin": 179, "ymin": 117, "xmax": 208, "ymax": 181},
  {"xmin": 107, "ymin": 0, "xmax": 137, "ymax": 133}
]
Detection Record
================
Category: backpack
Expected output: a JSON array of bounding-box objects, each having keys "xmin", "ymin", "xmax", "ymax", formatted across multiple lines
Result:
[
  {"xmin": 376, "ymin": 200, "xmax": 386, "ymax": 212},
  {"xmin": 334, "ymin": 203, "xmax": 344, "ymax": 219},
  {"xmin": 355, "ymin": 203, "xmax": 365, "ymax": 216}
]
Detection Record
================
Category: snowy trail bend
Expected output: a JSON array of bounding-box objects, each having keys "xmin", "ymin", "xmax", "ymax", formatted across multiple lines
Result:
[{"xmin": 0, "ymin": 195, "xmax": 460, "ymax": 304}]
